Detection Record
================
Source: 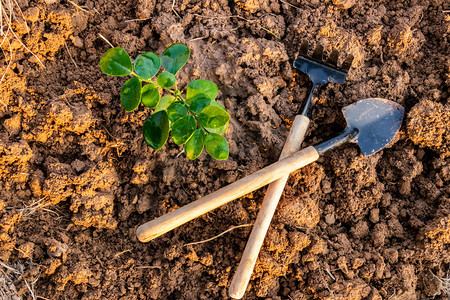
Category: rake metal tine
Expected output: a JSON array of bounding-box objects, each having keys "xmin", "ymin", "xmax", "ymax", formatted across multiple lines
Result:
[
  {"xmin": 341, "ymin": 54, "xmax": 354, "ymax": 72},
  {"xmin": 299, "ymin": 40, "xmax": 309, "ymax": 55},
  {"xmin": 312, "ymin": 45, "xmax": 324, "ymax": 61},
  {"xmin": 326, "ymin": 50, "xmax": 339, "ymax": 67}
]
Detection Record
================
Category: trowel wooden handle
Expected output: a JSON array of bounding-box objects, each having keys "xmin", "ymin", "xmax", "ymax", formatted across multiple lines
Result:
[
  {"xmin": 229, "ymin": 115, "xmax": 310, "ymax": 299},
  {"xmin": 136, "ymin": 144, "xmax": 319, "ymax": 243}
]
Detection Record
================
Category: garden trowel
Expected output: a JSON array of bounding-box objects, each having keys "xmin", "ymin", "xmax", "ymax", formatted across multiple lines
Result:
[{"xmin": 136, "ymin": 98, "xmax": 404, "ymax": 244}]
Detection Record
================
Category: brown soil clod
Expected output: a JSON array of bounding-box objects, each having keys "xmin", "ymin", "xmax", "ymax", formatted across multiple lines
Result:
[{"xmin": 407, "ymin": 99, "xmax": 450, "ymax": 158}]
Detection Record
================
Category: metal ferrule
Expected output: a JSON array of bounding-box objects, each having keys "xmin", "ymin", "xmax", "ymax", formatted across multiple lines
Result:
[
  {"xmin": 314, "ymin": 127, "xmax": 359, "ymax": 155},
  {"xmin": 300, "ymin": 84, "xmax": 320, "ymax": 119}
]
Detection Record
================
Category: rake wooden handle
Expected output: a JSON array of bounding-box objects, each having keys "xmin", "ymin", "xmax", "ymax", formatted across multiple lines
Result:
[
  {"xmin": 136, "ymin": 144, "xmax": 319, "ymax": 243},
  {"xmin": 229, "ymin": 115, "xmax": 310, "ymax": 299}
]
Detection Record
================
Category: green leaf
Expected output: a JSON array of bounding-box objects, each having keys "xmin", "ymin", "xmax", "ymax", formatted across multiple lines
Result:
[
  {"xmin": 141, "ymin": 84, "xmax": 160, "ymax": 108},
  {"xmin": 161, "ymin": 43, "xmax": 190, "ymax": 75},
  {"xmin": 203, "ymin": 101, "xmax": 228, "ymax": 133},
  {"xmin": 210, "ymin": 100, "xmax": 225, "ymax": 110},
  {"xmin": 197, "ymin": 105, "xmax": 230, "ymax": 130},
  {"xmin": 157, "ymin": 72, "xmax": 176, "ymax": 88},
  {"xmin": 186, "ymin": 79, "xmax": 218, "ymax": 103},
  {"xmin": 207, "ymin": 123, "xmax": 228, "ymax": 134},
  {"xmin": 167, "ymin": 101, "xmax": 188, "ymax": 123},
  {"xmin": 120, "ymin": 77, "xmax": 141, "ymax": 112},
  {"xmin": 171, "ymin": 115, "xmax": 196, "ymax": 145},
  {"xmin": 189, "ymin": 94, "xmax": 211, "ymax": 114},
  {"xmin": 205, "ymin": 133, "xmax": 229, "ymax": 160},
  {"xmin": 184, "ymin": 129, "xmax": 205, "ymax": 160},
  {"xmin": 154, "ymin": 95, "xmax": 175, "ymax": 112},
  {"xmin": 143, "ymin": 110, "xmax": 170, "ymax": 150},
  {"xmin": 100, "ymin": 47, "xmax": 132, "ymax": 76},
  {"xmin": 134, "ymin": 52, "xmax": 161, "ymax": 80}
]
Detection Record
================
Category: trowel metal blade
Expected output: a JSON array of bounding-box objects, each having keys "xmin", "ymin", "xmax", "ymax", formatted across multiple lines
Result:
[{"xmin": 343, "ymin": 98, "xmax": 404, "ymax": 156}]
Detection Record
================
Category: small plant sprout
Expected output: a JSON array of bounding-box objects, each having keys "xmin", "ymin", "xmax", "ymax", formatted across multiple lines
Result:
[{"xmin": 99, "ymin": 43, "xmax": 230, "ymax": 160}]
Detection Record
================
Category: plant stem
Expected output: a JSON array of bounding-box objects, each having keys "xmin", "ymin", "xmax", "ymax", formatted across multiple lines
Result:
[
  {"xmin": 175, "ymin": 94, "xmax": 185, "ymax": 102},
  {"xmin": 131, "ymin": 71, "xmax": 144, "ymax": 80},
  {"xmin": 163, "ymin": 87, "xmax": 176, "ymax": 95}
]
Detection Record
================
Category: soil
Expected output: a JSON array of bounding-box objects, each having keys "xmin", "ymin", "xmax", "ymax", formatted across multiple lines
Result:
[{"xmin": 0, "ymin": 0, "xmax": 449, "ymax": 299}]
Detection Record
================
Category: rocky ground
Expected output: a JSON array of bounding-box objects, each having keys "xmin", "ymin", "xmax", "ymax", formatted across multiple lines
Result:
[{"xmin": 0, "ymin": 0, "xmax": 449, "ymax": 299}]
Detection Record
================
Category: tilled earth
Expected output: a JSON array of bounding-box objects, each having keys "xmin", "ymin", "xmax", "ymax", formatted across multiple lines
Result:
[{"xmin": 0, "ymin": 0, "xmax": 449, "ymax": 299}]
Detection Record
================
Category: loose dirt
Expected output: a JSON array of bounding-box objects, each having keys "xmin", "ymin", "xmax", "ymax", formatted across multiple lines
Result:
[{"xmin": 0, "ymin": 0, "xmax": 449, "ymax": 299}]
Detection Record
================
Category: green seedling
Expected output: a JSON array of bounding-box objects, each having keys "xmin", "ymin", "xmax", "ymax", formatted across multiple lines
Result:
[{"xmin": 99, "ymin": 43, "xmax": 230, "ymax": 160}]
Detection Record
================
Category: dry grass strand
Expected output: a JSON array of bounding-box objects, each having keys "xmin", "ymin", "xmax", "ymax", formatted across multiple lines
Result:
[
  {"xmin": 98, "ymin": 33, "xmax": 114, "ymax": 48},
  {"xmin": 0, "ymin": 261, "xmax": 34, "ymax": 299},
  {"xmin": 0, "ymin": 0, "xmax": 44, "ymax": 71},
  {"xmin": 432, "ymin": 271, "xmax": 450, "ymax": 297},
  {"xmin": 183, "ymin": 223, "xmax": 253, "ymax": 247},
  {"xmin": 64, "ymin": 41, "xmax": 79, "ymax": 69},
  {"xmin": 67, "ymin": 0, "xmax": 92, "ymax": 14}
]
